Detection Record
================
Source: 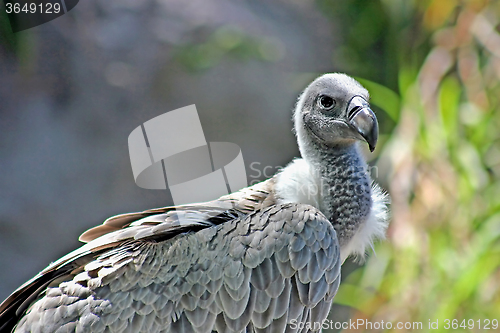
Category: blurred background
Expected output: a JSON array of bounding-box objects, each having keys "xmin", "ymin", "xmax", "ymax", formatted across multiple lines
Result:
[{"xmin": 1, "ymin": 0, "xmax": 499, "ymax": 331}]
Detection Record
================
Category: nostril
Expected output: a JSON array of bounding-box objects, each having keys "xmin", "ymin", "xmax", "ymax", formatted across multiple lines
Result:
[{"xmin": 348, "ymin": 106, "xmax": 361, "ymax": 120}]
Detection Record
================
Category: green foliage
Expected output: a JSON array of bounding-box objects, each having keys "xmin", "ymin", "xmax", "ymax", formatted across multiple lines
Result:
[
  {"xmin": 324, "ymin": 0, "xmax": 500, "ymax": 331},
  {"xmin": 316, "ymin": 0, "xmax": 397, "ymax": 87},
  {"xmin": 174, "ymin": 26, "xmax": 284, "ymax": 71},
  {"xmin": 354, "ymin": 77, "xmax": 401, "ymax": 121},
  {"xmin": 0, "ymin": 5, "xmax": 17, "ymax": 50}
]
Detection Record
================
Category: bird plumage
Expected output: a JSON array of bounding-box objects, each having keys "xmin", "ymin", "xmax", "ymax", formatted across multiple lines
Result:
[{"xmin": 0, "ymin": 73, "xmax": 389, "ymax": 333}]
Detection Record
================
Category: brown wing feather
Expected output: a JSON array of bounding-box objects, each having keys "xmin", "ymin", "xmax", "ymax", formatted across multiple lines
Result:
[
  {"xmin": 79, "ymin": 178, "xmax": 276, "ymax": 243},
  {"xmin": 0, "ymin": 178, "xmax": 276, "ymax": 332}
]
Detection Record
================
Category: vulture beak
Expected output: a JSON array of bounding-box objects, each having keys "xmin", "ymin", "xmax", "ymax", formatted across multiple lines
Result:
[{"xmin": 347, "ymin": 96, "xmax": 378, "ymax": 152}]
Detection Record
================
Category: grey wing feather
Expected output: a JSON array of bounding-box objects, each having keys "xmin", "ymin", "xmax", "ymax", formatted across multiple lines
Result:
[
  {"xmin": 1, "ymin": 179, "xmax": 341, "ymax": 333},
  {"xmin": 0, "ymin": 179, "xmax": 277, "ymax": 329}
]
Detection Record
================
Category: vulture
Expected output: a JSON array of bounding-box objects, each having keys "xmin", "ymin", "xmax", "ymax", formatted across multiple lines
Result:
[{"xmin": 0, "ymin": 73, "xmax": 389, "ymax": 333}]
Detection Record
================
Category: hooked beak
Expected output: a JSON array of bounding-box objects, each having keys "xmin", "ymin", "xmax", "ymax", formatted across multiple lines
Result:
[{"xmin": 347, "ymin": 96, "xmax": 378, "ymax": 152}]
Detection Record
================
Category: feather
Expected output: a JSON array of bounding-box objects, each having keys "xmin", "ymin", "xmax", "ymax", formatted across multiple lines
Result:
[{"xmin": 0, "ymin": 73, "xmax": 390, "ymax": 333}]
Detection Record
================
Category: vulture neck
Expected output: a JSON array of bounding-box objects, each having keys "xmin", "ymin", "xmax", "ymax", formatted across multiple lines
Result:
[{"xmin": 276, "ymin": 130, "xmax": 373, "ymax": 248}]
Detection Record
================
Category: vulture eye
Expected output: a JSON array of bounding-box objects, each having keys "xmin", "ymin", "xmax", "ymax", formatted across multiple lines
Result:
[{"xmin": 318, "ymin": 95, "xmax": 335, "ymax": 110}]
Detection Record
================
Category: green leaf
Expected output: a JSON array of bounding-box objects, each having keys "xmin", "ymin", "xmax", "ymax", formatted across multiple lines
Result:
[
  {"xmin": 334, "ymin": 283, "xmax": 375, "ymax": 309},
  {"xmin": 439, "ymin": 76, "xmax": 461, "ymax": 141},
  {"xmin": 355, "ymin": 77, "xmax": 401, "ymax": 121}
]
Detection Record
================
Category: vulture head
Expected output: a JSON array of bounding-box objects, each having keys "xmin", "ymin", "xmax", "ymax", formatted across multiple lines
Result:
[{"xmin": 294, "ymin": 73, "xmax": 379, "ymax": 156}]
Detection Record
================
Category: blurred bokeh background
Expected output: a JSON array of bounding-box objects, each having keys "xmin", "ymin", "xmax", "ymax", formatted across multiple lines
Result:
[{"xmin": 1, "ymin": 0, "xmax": 499, "ymax": 331}]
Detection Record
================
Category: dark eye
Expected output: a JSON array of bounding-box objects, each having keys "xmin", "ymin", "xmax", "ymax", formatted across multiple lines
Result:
[{"xmin": 318, "ymin": 95, "xmax": 335, "ymax": 110}]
